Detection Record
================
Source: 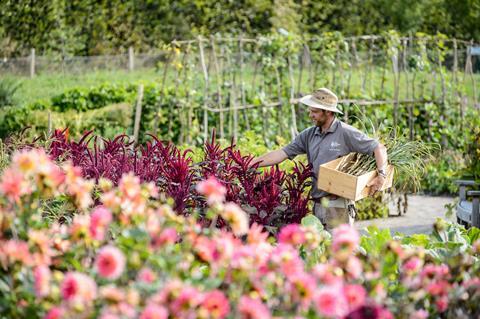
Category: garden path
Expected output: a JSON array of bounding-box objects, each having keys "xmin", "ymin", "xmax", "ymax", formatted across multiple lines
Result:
[{"xmin": 355, "ymin": 194, "xmax": 456, "ymax": 235}]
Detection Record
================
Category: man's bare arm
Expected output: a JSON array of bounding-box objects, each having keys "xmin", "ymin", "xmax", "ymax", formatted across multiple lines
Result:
[
  {"xmin": 368, "ymin": 143, "xmax": 388, "ymax": 195},
  {"xmin": 251, "ymin": 150, "xmax": 289, "ymax": 167},
  {"xmin": 373, "ymin": 143, "xmax": 388, "ymax": 171}
]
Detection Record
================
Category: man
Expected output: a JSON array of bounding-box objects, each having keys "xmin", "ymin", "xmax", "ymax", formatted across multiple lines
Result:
[{"xmin": 251, "ymin": 88, "xmax": 388, "ymax": 230}]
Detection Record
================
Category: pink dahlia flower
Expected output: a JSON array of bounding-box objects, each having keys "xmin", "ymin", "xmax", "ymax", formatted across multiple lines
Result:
[
  {"xmin": 278, "ymin": 224, "xmax": 306, "ymax": 246},
  {"xmin": 221, "ymin": 203, "xmax": 249, "ymax": 236},
  {"xmin": 33, "ymin": 265, "xmax": 51, "ymax": 298},
  {"xmin": 89, "ymin": 206, "xmax": 113, "ymax": 241},
  {"xmin": 43, "ymin": 307, "xmax": 64, "ymax": 319},
  {"xmin": 137, "ymin": 267, "xmax": 157, "ymax": 284},
  {"xmin": 344, "ymin": 284, "xmax": 367, "ymax": 311},
  {"xmin": 0, "ymin": 168, "xmax": 30, "ymax": 202},
  {"xmin": 196, "ymin": 176, "xmax": 227, "ymax": 205},
  {"xmin": 200, "ymin": 290, "xmax": 230, "ymax": 319},
  {"xmin": 95, "ymin": 246, "xmax": 126, "ymax": 280},
  {"xmin": 238, "ymin": 296, "xmax": 271, "ymax": 319},
  {"xmin": 139, "ymin": 304, "xmax": 168, "ymax": 319},
  {"xmin": 314, "ymin": 285, "xmax": 348, "ymax": 318},
  {"xmin": 332, "ymin": 224, "xmax": 360, "ymax": 261},
  {"xmin": 61, "ymin": 272, "xmax": 97, "ymax": 303}
]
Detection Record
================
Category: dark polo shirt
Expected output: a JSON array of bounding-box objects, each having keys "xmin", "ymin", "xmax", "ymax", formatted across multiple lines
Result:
[{"xmin": 283, "ymin": 119, "xmax": 379, "ymax": 199}]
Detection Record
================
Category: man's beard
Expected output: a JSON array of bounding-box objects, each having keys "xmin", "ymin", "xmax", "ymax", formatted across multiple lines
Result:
[{"xmin": 315, "ymin": 119, "xmax": 325, "ymax": 127}]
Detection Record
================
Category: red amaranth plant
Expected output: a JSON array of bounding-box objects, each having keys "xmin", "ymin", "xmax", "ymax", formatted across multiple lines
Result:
[
  {"xmin": 248, "ymin": 166, "xmax": 286, "ymax": 225},
  {"xmin": 160, "ymin": 147, "xmax": 195, "ymax": 214},
  {"xmin": 46, "ymin": 131, "xmax": 197, "ymax": 214},
  {"xmin": 283, "ymin": 162, "xmax": 313, "ymax": 224},
  {"xmin": 198, "ymin": 131, "xmax": 242, "ymax": 204},
  {"xmin": 40, "ymin": 129, "xmax": 312, "ymax": 229},
  {"xmin": 84, "ymin": 135, "xmax": 135, "ymax": 183},
  {"xmin": 225, "ymin": 147, "xmax": 260, "ymax": 204},
  {"xmin": 199, "ymin": 129, "xmax": 225, "ymax": 178},
  {"xmin": 46, "ymin": 128, "xmax": 71, "ymax": 160},
  {"xmin": 133, "ymin": 135, "xmax": 170, "ymax": 184}
]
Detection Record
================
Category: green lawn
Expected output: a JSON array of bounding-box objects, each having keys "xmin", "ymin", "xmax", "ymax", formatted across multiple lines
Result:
[
  {"xmin": 2, "ymin": 68, "xmax": 162, "ymax": 106},
  {"xmin": 2, "ymin": 65, "xmax": 479, "ymax": 108}
]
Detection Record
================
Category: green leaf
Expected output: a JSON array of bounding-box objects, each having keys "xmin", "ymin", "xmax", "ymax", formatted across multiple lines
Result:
[
  {"xmin": 361, "ymin": 226, "xmax": 392, "ymax": 256},
  {"xmin": 401, "ymin": 234, "xmax": 430, "ymax": 247},
  {"xmin": 301, "ymin": 214, "xmax": 324, "ymax": 233},
  {"xmin": 467, "ymin": 227, "xmax": 480, "ymax": 244},
  {"xmin": 0, "ymin": 278, "xmax": 10, "ymax": 293}
]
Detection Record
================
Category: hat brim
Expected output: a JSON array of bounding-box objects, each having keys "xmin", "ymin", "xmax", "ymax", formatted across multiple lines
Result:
[{"xmin": 299, "ymin": 95, "xmax": 343, "ymax": 114}]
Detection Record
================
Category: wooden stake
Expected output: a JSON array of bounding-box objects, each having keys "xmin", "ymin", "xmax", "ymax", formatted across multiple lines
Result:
[
  {"xmin": 303, "ymin": 43, "xmax": 315, "ymax": 91},
  {"xmin": 380, "ymin": 57, "xmax": 388, "ymax": 98},
  {"xmin": 133, "ymin": 84, "xmax": 145, "ymax": 144},
  {"xmin": 128, "ymin": 47, "xmax": 134, "ymax": 71},
  {"xmin": 210, "ymin": 36, "xmax": 224, "ymax": 140},
  {"xmin": 437, "ymin": 39, "xmax": 447, "ymax": 147},
  {"xmin": 453, "ymin": 39, "xmax": 458, "ymax": 85},
  {"xmin": 47, "ymin": 111, "xmax": 52, "ymax": 135},
  {"xmin": 296, "ymin": 44, "xmax": 306, "ymax": 94},
  {"xmin": 231, "ymin": 72, "xmax": 238, "ymax": 142},
  {"xmin": 239, "ymin": 35, "xmax": 250, "ymax": 131},
  {"xmin": 392, "ymin": 52, "xmax": 399, "ymax": 127},
  {"xmin": 468, "ymin": 40, "xmax": 478, "ymax": 107},
  {"xmin": 225, "ymin": 47, "xmax": 237, "ymax": 141},
  {"xmin": 251, "ymin": 40, "xmax": 261, "ymax": 90},
  {"xmin": 403, "ymin": 38, "xmax": 413, "ymax": 140},
  {"xmin": 30, "ymin": 48, "xmax": 35, "ymax": 78},
  {"xmin": 262, "ymin": 76, "xmax": 268, "ymax": 145},
  {"xmin": 183, "ymin": 47, "xmax": 193, "ymax": 144},
  {"xmin": 275, "ymin": 66, "xmax": 284, "ymax": 137},
  {"xmin": 338, "ymin": 42, "xmax": 345, "ymax": 94},
  {"xmin": 312, "ymin": 63, "xmax": 319, "ymax": 91},
  {"xmin": 409, "ymin": 35, "xmax": 416, "ymax": 139},
  {"xmin": 361, "ymin": 40, "xmax": 369, "ymax": 92},
  {"xmin": 367, "ymin": 38, "xmax": 374, "ymax": 94},
  {"xmin": 198, "ymin": 36, "xmax": 210, "ymax": 142},
  {"xmin": 258, "ymin": 50, "xmax": 268, "ymax": 144},
  {"xmin": 287, "ymin": 56, "xmax": 298, "ymax": 138},
  {"xmin": 153, "ymin": 49, "xmax": 173, "ymax": 136},
  {"xmin": 172, "ymin": 43, "xmax": 189, "ymax": 141},
  {"xmin": 346, "ymin": 39, "xmax": 356, "ymax": 97},
  {"xmin": 332, "ymin": 43, "xmax": 338, "ymax": 88}
]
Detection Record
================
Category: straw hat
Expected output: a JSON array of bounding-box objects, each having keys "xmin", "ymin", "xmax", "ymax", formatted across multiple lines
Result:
[{"xmin": 299, "ymin": 88, "xmax": 343, "ymax": 114}]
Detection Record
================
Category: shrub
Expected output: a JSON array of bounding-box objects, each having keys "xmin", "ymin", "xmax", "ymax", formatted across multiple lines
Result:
[
  {"xmin": 0, "ymin": 102, "xmax": 132, "ymax": 140},
  {"xmin": 0, "ymin": 78, "xmax": 21, "ymax": 108},
  {"xmin": 462, "ymin": 110, "xmax": 480, "ymax": 181},
  {"xmin": 356, "ymin": 192, "xmax": 390, "ymax": 220},
  {"xmin": 50, "ymin": 84, "xmax": 133, "ymax": 112},
  {"xmin": 421, "ymin": 151, "xmax": 463, "ymax": 195}
]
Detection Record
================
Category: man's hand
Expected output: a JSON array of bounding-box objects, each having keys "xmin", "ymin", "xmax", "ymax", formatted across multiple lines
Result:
[
  {"xmin": 367, "ymin": 175, "xmax": 386, "ymax": 196},
  {"xmin": 250, "ymin": 150, "xmax": 289, "ymax": 168}
]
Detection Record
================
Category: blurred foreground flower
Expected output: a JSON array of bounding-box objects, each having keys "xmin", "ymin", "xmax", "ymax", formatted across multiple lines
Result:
[
  {"xmin": 0, "ymin": 148, "xmax": 477, "ymax": 318},
  {"xmin": 196, "ymin": 175, "xmax": 227, "ymax": 205},
  {"xmin": 95, "ymin": 246, "xmax": 126, "ymax": 280}
]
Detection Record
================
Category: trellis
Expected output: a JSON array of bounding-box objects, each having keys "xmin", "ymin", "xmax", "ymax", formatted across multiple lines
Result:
[
  {"xmin": 2, "ymin": 34, "xmax": 478, "ymax": 144},
  {"xmin": 145, "ymin": 34, "xmax": 478, "ymax": 145}
]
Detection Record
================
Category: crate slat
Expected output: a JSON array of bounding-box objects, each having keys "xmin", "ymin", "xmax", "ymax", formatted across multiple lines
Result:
[{"xmin": 318, "ymin": 153, "xmax": 394, "ymax": 201}]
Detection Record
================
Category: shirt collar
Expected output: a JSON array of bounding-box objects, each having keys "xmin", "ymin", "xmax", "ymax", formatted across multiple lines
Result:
[{"xmin": 315, "ymin": 118, "xmax": 339, "ymax": 136}]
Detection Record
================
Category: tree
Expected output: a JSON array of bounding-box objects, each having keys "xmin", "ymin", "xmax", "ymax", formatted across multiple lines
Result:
[
  {"xmin": 0, "ymin": 0, "xmax": 60, "ymax": 56},
  {"xmin": 270, "ymin": 0, "xmax": 301, "ymax": 35}
]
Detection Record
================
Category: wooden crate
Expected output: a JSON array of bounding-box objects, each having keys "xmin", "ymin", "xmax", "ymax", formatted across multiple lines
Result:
[{"xmin": 317, "ymin": 153, "xmax": 394, "ymax": 201}]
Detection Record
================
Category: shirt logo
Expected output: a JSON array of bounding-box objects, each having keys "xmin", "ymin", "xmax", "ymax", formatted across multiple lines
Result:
[{"xmin": 329, "ymin": 141, "xmax": 341, "ymax": 152}]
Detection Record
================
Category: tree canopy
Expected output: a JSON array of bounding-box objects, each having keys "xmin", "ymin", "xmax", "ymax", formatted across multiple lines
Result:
[{"xmin": 0, "ymin": 0, "xmax": 479, "ymax": 57}]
